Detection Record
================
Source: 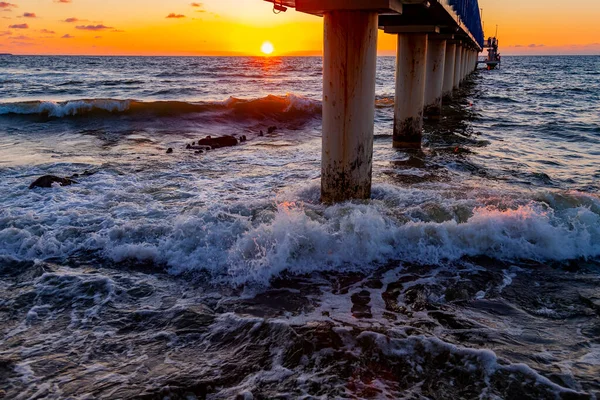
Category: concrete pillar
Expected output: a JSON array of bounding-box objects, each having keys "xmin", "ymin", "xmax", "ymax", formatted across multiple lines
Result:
[
  {"xmin": 424, "ymin": 38, "xmax": 446, "ymax": 118},
  {"xmin": 393, "ymin": 33, "xmax": 428, "ymax": 148},
  {"xmin": 463, "ymin": 50, "xmax": 469, "ymax": 79},
  {"xmin": 443, "ymin": 42, "xmax": 456, "ymax": 97},
  {"xmin": 453, "ymin": 44, "xmax": 462, "ymax": 89},
  {"xmin": 321, "ymin": 10, "xmax": 378, "ymax": 203}
]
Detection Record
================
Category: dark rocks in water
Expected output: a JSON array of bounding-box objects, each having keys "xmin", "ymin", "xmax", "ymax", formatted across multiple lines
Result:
[
  {"xmin": 239, "ymin": 135, "xmax": 247, "ymax": 142},
  {"xmin": 166, "ymin": 148, "xmax": 173, "ymax": 154},
  {"xmin": 267, "ymin": 126, "xmax": 277, "ymax": 134},
  {"xmin": 196, "ymin": 135, "xmax": 238, "ymax": 149},
  {"xmin": 259, "ymin": 130, "xmax": 264, "ymax": 137},
  {"xmin": 194, "ymin": 150, "xmax": 203, "ymax": 154},
  {"xmin": 29, "ymin": 175, "xmax": 77, "ymax": 189},
  {"xmin": 186, "ymin": 144, "xmax": 192, "ymax": 149}
]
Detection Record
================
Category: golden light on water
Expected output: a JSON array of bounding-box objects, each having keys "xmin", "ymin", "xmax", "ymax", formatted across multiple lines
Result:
[{"xmin": 261, "ymin": 41, "xmax": 275, "ymax": 55}]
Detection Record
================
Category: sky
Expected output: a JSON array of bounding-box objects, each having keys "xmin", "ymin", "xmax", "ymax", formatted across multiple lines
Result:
[{"xmin": 0, "ymin": 0, "xmax": 599, "ymax": 56}]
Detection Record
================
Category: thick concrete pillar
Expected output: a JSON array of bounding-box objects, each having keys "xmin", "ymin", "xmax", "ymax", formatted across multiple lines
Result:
[
  {"xmin": 453, "ymin": 44, "xmax": 462, "ymax": 89},
  {"xmin": 443, "ymin": 42, "xmax": 456, "ymax": 97},
  {"xmin": 321, "ymin": 11, "xmax": 378, "ymax": 203},
  {"xmin": 393, "ymin": 33, "xmax": 428, "ymax": 148},
  {"xmin": 424, "ymin": 38, "xmax": 446, "ymax": 118}
]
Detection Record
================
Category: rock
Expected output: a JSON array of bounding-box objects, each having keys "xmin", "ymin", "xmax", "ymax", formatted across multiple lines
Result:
[
  {"xmin": 29, "ymin": 175, "xmax": 77, "ymax": 189},
  {"xmin": 186, "ymin": 144, "xmax": 192, "ymax": 149},
  {"xmin": 196, "ymin": 135, "xmax": 238, "ymax": 149},
  {"xmin": 166, "ymin": 148, "xmax": 173, "ymax": 154},
  {"xmin": 267, "ymin": 126, "xmax": 277, "ymax": 134},
  {"xmin": 240, "ymin": 135, "xmax": 247, "ymax": 142},
  {"xmin": 258, "ymin": 130, "xmax": 264, "ymax": 137}
]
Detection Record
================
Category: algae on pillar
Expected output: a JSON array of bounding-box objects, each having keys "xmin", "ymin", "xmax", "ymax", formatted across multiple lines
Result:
[
  {"xmin": 321, "ymin": 10, "xmax": 378, "ymax": 203},
  {"xmin": 393, "ymin": 33, "xmax": 428, "ymax": 148},
  {"xmin": 424, "ymin": 38, "xmax": 447, "ymax": 118}
]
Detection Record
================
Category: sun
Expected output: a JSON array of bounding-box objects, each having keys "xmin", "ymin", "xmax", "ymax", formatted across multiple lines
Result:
[{"xmin": 261, "ymin": 41, "xmax": 275, "ymax": 55}]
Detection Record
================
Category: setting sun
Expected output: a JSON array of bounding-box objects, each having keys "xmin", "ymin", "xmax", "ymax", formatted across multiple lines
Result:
[{"xmin": 261, "ymin": 41, "xmax": 275, "ymax": 55}]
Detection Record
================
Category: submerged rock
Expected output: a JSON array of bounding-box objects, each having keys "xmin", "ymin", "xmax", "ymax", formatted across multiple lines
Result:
[
  {"xmin": 29, "ymin": 175, "xmax": 77, "ymax": 189},
  {"xmin": 166, "ymin": 148, "xmax": 173, "ymax": 154},
  {"xmin": 196, "ymin": 135, "xmax": 238, "ymax": 149}
]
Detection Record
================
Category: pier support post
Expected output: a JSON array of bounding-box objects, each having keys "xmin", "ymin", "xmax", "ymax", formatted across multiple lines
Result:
[
  {"xmin": 321, "ymin": 10, "xmax": 378, "ymax": 203},
  {"xmin": 393, "ymin": 33, "xmax": 428, "ymax": 148},
  {"xmin": 461, "ymin": 46, "xmax": 467, "ymax": 83},
  {"xmin": 443, "ymin": 42, "xmax": 456, "ymax": 98},
  {"xmin": 453, "ymin": 44, "xmax": 462, "ymax": 89},
  {"xmin": 424, "ymin": 38, "xmax": 446, "ymax": 118}
]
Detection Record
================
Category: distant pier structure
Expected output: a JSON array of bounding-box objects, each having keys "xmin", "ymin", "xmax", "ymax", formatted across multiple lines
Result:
[{"xmin": 264, "ymin": 0, "xmax": 484, "ymax": 203}]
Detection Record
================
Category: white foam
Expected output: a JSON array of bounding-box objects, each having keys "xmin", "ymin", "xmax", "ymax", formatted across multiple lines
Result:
[{"xmin": 2, "ymin": 169, "xmax": 600, "ymax": 286}]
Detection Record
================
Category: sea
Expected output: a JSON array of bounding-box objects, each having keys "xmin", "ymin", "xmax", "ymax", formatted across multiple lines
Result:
[{"xmin": 0, "ymin": 55, "xmax": 599, "ymax": 399}]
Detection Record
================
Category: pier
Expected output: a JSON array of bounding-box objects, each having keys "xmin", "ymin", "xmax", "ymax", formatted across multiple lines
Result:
[{"xmin": 265, "ymin": 0, "xmax": 484, "ymax": 203}]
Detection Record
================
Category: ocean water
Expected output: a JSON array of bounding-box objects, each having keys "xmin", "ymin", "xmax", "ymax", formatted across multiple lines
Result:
[{"xmin": 0, "ymin": 55, "xmax": 599, "ymax": 399}]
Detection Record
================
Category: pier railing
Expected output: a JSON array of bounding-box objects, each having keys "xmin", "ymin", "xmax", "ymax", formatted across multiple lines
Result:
[{"xmin": 448, "ymin": 0, "xmax": 484, "ymax": 47}]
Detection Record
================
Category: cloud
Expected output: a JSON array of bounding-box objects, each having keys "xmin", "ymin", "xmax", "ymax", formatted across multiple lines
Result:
[
  {"xmin": 23, "ymin": 12, "xmax": 36, "ymax": 18},
  {"xmin": 166, "ymin": 13, "xmax": 186, "ymax": 18},
  {"xmin": 94, "ymin": 35, "xmax": 102, "ymax": 39},
  {"xmin": 0, "ymin": 2, "xmax": 17, "ymax": 9},
  {"xmin": 39, "ymin": 29, "xmax": 55, "ymax": 34},
  {"xmin": 528, "ymin": 44, "xmax": 545, "ymax": 48},
  {"xmin": 55, "ymin": 0, "xmax": 72, "ymax": 3},
  {"xmin": 61, "ymin": 33, "xmax": 74, "ymax": 38},
  {"xmin": 0, "ymin": 30, "xmax": 10, "ymax": 36},
  {"xmin": 76, "ymin": 24, "xmax": 114, "ymax": 31},
  {"xmin": 191, "ymin": 2, "xmax": 205, "ymax": 12},
  {"xmin": 8, "ymin": 23, "xmax": 28, "ymax": 29},
  {"xmin": 10, "ymin": 34, "xmax": 30, "ymax": 40},
  {"xmin": 63, "ymin": 17, "xmax": 79, "ymax": 23}
]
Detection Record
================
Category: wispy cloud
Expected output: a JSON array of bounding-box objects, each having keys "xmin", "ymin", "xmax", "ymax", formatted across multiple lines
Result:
[
  {"xmin": 39, "ymin": 29, "xmax": 56, "ymax": 34},
  {"xmin": 191, "ymin": 2, "xmax": 205, "ymax": 12},
  {"xmin": 166, "ymin": 13, "xmax": 186, "ymax": 19},
  {"xmin": 61, "ymin": 33, "xmax": 74, "ymax": 39},
  {"xmin": 8, "ymin": 23, "xmax": 28, "ymax": 29},
  {"xmin": 63, "ymin": 17, "xmax": 79, "ymax": 23},
  {"xmin": 22, "ymin": 12, "xmax": 37, "ymax": 18},
  {"xmin": 75, "ymin": 24, "xmax": 113, "ymax": 31},
  {"xmin": 0, "ymin": 2, "xmax": 17, "ymax": 9}
]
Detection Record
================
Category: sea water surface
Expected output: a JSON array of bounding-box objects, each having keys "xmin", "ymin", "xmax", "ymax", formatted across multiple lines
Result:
[{"xmin": 0, "ymin": 55, "xmax": 599, "ymax": 399}]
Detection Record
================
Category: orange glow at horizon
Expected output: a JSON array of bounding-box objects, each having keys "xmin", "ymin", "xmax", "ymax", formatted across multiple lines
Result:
[{"xmin": 0, "ymin": 0, "xmax": 598, "ymax": 56}]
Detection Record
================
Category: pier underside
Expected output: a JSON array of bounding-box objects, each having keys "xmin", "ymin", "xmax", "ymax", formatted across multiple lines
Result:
[{"xmin": 263, "ymin": 0, "xmax": 483, "ymax": 202}]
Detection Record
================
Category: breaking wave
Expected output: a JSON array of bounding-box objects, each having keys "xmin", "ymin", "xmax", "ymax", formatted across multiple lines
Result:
[
  {"xmin": 0, "ymin": 94, "xmax": 322, "ymax": 122},
  {"xmin": 1, "ymin": 179, "xmax": 599, "ymax": 286}
]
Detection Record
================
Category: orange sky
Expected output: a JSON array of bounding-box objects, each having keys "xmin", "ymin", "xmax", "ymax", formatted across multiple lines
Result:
[{"xmin": 0, "ymin": 0, "xmax": 599, "ymax": 55}]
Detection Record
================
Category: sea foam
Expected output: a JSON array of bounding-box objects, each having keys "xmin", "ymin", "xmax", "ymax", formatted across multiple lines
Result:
[{"xmin": 2, "ymin": 171, "xmax": 599, "ymax": 286}]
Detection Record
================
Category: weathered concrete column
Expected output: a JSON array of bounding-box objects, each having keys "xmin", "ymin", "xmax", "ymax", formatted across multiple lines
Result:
[
  {"xmin": 453, "ymin": 44, "xmax": 462, "ymax": 89},
  {"xmin": 393, "ymin": 33, "xmax": 428, "ymax": 148},
  {"xmin": 460, "ymin": 46, "xmax": 469, "ymax": 85},
  {"xmin": 321, "ymin": 10, "xmax": 378, "ymax": 203},
  {"xmin": 442, "ymin": 42, "xmax": 456, "ymax": 97},
  {"xmin": 424, "ymin": 38, "xmax": 446, "ymax": 118}
]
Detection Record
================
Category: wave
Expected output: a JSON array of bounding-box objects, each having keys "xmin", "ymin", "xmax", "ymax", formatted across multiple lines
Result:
[
  {"xmin": 1, "ymin": 179, "xmax": 599, "ymax": 286},
  {"xmin": 0, "ymin": 94, "xmax": 322, "ymax": 121}
]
